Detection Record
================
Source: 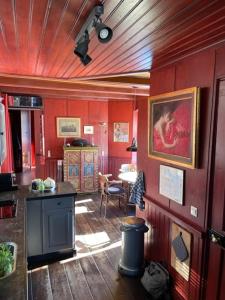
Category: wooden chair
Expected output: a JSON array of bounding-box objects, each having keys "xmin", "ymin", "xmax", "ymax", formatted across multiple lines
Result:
[{"xmin": 98, "ymin": 172, "xmax": 127, "ymax": 217}]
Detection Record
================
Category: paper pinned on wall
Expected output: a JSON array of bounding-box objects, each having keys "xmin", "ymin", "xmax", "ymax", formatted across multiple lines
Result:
[{"xmin": 159, "ymin": 165, "xmax": 184, "ymax": 205}]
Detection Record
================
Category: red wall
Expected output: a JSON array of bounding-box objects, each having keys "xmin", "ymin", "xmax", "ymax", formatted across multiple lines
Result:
[
  {"xmin": 108, "ymin": 100, "xmax": 134, "ymax": 177},
  {"xmin": 44, "ymin": 99, "xmax": 108, "ymax": 159},
  {"xmin": 136, "ymin": 44, "xmax": 225, "ymax": 299},
  {"xmin": 0, "ymin": 94, "xmax": 13, "ymax": 173},
  {"xmin": 1, "ymin": 95, "xmax": 135, "ymax": 177},
  {"xmin": 43, "ymin": 98, "xmax": 134, "ymax": 177},
  {"xmin": 108, "ymin": 100, "xmax": 133, "ymax": 158},
  {"xmin": 138, "ymin": 49, "xmax": 215, "ymax": 229}
]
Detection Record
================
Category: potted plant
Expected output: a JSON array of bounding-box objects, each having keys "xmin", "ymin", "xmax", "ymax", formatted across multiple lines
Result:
[{"xmin": 0, "ymin": 242, "xmax": 16, "ymax": 279}]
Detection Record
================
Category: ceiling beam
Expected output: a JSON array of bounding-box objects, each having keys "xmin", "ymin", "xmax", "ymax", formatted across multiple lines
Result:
[{"xmin": 0, "ymin": 74, "xmax": 149, "ymax": 100}]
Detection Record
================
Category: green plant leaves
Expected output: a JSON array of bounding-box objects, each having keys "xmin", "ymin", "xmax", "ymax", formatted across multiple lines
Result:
[{"xmin": 0, "ymin": 244, "xmax": 14, "ymax": 277}]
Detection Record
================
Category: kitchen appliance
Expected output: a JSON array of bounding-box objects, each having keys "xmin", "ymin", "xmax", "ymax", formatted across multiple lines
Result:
[{"xmin": 0, "ymin": 173, "xmax": 18, "ymax": 192}]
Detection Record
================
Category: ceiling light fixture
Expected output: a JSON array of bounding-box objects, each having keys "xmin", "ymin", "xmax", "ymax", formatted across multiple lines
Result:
[
  {"xmin": 95, "ymin": 19, "xmax": 113, "ymax": 43},
  {"xmin": 74, "ymin": 31, "xmax": 92, "ymax": 65},
  {"xmin": 74, "ymin": 4, "xmax": 113, "ymax": 65}
]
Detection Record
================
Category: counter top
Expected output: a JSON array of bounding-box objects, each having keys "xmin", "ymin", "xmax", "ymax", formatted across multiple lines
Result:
[
  {"xmin": 0, "ymin": 181, "xmax": 76, "ymax": 300},
  {"xmin": 26, "ymin": 181, "xmax": 76, "ymax": 200},
  {"xmin": 0, "ymin": 186, "xmax": 27, "ymax": 300}
]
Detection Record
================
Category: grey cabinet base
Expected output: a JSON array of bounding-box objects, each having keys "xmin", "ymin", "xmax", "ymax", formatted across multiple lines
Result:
[{"xmin": 27, "ymin": 248, "xmax": 76, "ymax": 270}]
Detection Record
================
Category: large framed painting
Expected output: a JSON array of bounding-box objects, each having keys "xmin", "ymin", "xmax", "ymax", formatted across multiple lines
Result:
[
  {"xmin": 148, "ymin": 87, "xmax": 200, "ymax": 169},
  {"xmin": 57, "ymin": 117, "xmax": 81, "ymax": 138},
  {"xmin": 113, "ymin": 122, "xmax": 129, "ymax": 142}
]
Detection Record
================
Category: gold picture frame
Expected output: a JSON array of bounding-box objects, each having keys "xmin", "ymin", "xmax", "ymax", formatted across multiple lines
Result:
[
  {"xmin": 148, "ymin": 87, "xmax": 200, "ymax": 169},
  {"xmin": 57, "ymin": 117, "xmax": 81, "ymax": 138}
]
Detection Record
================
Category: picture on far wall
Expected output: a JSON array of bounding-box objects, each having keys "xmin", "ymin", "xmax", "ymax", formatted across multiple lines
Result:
[
  {"xmin": 57, "ymin": 117, "xmax": 81, "ymax": 138},
  {"xmin": 148, "ymin": 87, "xmax": 200, "ymax": 169},
  {"xmin": 84, "ymin": 125, "xmax": 94, "ymax": 134},
  {"xmin": 113, "ymin": 122, "xmax": 129, "ymax": 142}
]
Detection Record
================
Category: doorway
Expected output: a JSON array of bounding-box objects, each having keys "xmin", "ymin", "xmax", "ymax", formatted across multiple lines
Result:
[{"xmin": 9, "ymin": 109, "xmax": 36, "ymax": 184}]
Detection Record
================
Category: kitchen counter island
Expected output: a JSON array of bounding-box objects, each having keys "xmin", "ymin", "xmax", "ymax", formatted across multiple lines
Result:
[{"xmin": 0, "ymin": 182, "xmax": 76, "ymax": 300}]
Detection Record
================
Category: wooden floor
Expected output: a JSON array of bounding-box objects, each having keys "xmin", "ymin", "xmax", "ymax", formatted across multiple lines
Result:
[{"xmin": 28, "ymin": 193, "xmax": 151, "ymax": 300}]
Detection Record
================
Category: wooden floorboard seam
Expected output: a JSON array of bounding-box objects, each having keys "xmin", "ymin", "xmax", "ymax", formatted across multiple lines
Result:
[
  {"xmin": 89, "ymin": 253, "xmax": 117, "ymax": 300},
  {"xmin": 77, "ymin": 260, "xmax": 95, "ymax": 300},
  {"xmin": 28, "ymin": 271, "xmax": 33, "ymax": 300},
  {"xmin": 78, "ymin": 199, "xmax": 134, "ymax": 300},
  {"xmin": 76, "ymin": 202, "xmax": 119, "ymax": 299},
  {"xmin": 75, "ymin": 219, "xmax": 113, "ymax": 300},
  {"xmin": 62, "ymin": 262, "xmax": 75, "ymax": 300},
  {"xmin": 46, "ymin": 266, "xmax": 54, "ymax": 300}
]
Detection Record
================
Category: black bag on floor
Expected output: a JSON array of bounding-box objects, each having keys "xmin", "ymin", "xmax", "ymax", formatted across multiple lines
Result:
[{"xmin": 141, "ymin": 261, "xmax": 171, "ymax": 299}]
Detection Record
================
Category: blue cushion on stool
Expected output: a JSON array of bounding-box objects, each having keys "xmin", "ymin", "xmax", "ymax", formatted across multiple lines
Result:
[{"xmin": 107, "ymin": 185, "xmax": 125, "ymax": 194}]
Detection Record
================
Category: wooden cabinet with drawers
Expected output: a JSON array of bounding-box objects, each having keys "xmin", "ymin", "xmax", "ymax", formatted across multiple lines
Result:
[
  {"xmin": 63, "ymin": 147, "xmax": 98, "ymax": 193},
  {"xmin": 27, "ymin": 195, "xmax": 75, "ymax": 257}
]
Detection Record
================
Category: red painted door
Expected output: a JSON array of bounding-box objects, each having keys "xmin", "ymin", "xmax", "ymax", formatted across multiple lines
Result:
[{"xmin": 205, "ymin": 79, "xmax": 225, "ymax": 300}]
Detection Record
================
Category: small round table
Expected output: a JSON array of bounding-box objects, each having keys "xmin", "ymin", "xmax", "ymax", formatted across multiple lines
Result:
[
  {"xmin": 118, "ymin": 172, "xmax": 138, "ymax": 203},
  {"xmin": 118, "ymin": 171, "xmax": 137, "ymax": 184}
]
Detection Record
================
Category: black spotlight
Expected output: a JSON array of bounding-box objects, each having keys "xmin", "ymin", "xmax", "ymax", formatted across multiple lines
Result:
[
  {"xmin": 74, "ymin": 31, "xmax": 92, "ymax": 65},
  {"xmin": 95, "ymin": 20, "xmax": 113, "ymax": 43},
  {"xmin": 80, "ymin": 54, "xmax": 92, "ymax": 65}
]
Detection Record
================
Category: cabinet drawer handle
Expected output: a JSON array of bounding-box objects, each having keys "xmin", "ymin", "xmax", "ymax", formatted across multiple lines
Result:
[{"xmin": 57, "ymin": 201, "xmax": 62, "ymax": 205}]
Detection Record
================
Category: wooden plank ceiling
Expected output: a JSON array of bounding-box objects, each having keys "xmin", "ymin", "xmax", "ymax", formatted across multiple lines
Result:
[{"xmin": 0, "ymin": 0, "xmax": 225, "ymax": 98}]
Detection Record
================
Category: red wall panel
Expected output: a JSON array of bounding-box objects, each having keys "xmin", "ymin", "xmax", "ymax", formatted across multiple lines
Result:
[
  {"xmin": 108, "ymin": 100, "xmax": 133, "ymax": 158},
  {"xmin": 43, "ymin": 98, "xmax": 134, "ymax": 177},
  {"xmin": 215, "ymin": 45, "xmax": 225, "ymax": 77},
  {"xmin": 150, "ymin": 65, "xmax": 176, "ymax": 96},
  {"xmin": 107, "ymin": 100, "xmax": 134, "ymax": 178},
  {"xmin": 137, "ymin": 199, "xmax": 204, "ymax": 300},
  {"xmin": 138, "ymin": 48, "xmax": 215, "ymax": 229},
  {"xmin": 43, "ymin": 99, "xmax": 109, "ymax": 172},
  {"xmin": 44, "ymin": 98, "xmax": 67, "ymax": 158},
  {"xmin": 88, "ymin": 101, "xmax": 108, "ymax": 159},
  {"xmin": 136, "ymin": 44, "xmax": 225, "ymax": 300},
  {"xmin": 67, "ymin": 100, "xmax": 89, "ymax": 127}
]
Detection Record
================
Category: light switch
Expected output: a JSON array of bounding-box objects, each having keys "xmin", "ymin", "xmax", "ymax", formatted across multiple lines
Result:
[{"xmin": 191, "ymin": 206, "xmax": 198, "ymax": 217}]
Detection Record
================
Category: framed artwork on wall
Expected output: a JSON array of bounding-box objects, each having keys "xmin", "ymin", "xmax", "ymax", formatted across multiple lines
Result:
[
  {"xmin": 148, "ymin": 87, "xmax": 200, "ymax": 169},
  {"xmin": 113, "ymin": 122, "xmax": 129, "ymax": 142},
  {"xmin": 84, "ymin": 125, "xmax": 94, "ymax": 134},
  {"xmin": 57, "ymin": 117, "xmax": 81, "ymax": 138}
]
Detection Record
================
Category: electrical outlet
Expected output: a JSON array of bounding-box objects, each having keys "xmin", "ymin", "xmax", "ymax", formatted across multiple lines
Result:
[{"xmin": 191, "ymin": 206, "xmax": 198, "ymax": 217}]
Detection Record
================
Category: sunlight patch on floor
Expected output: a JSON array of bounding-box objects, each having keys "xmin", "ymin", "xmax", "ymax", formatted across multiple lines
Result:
[
  {"xmin": 75, "ymin": 205, "xmax": 94, "ymax": 215},
  {"xmin": 60, "ymin": 240, "xmax": 122, "ymax": 264},
  {"xmin": 75, "ymin": 198, "xmax": 93, "ymax": 205},
  {"xmin": 76, "ymin": 231, "xmax": 110, "ymax": 247},
  {"xmin": 29, "ymin": 265, "xmax": 48, "ymax": 273}
]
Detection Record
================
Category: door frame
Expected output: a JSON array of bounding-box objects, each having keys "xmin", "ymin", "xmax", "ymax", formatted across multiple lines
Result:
[{"xmin": 203, "ymin": 77, "xmax": 225, "ymax": 300}]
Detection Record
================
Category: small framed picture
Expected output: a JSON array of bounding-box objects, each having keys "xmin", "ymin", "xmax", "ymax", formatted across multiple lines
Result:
[
  {"xmin": 84, "ymin": 125, "xmax": 94, "ymax": 134},
  {"xmin": 113, "ymin": 122, "xmax": 129, "ymax": 142},
  {"xmin": 57, "ymin": 117, "xmax": 81, "ymax": 138}
]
